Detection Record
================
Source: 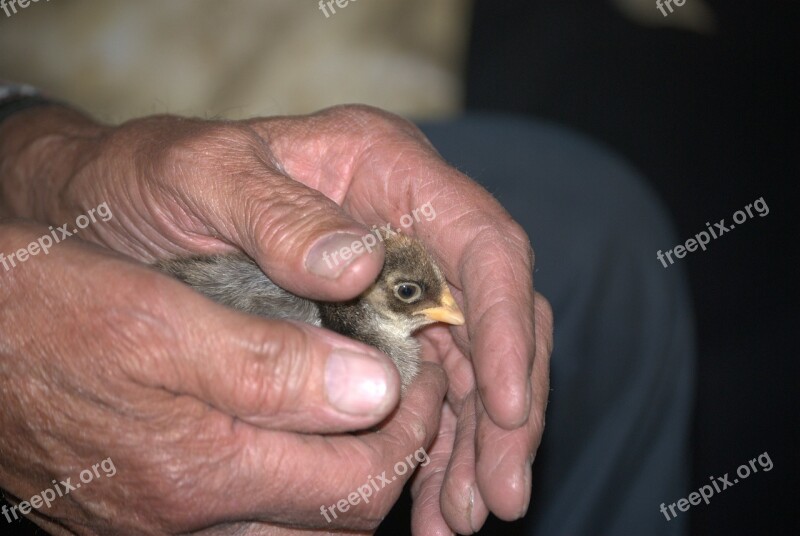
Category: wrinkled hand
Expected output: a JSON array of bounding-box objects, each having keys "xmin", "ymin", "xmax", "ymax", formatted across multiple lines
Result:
[
  {"xmin": 0, "ymin": 222, "xmax": 445, "ymax": 535},
  {"xmin": 246, "ymin": 107, "xmax": 553, "ymax": 533},
  {"xmin": 0, "ymin": 103, "xmax": 553, "ymax": 534}
]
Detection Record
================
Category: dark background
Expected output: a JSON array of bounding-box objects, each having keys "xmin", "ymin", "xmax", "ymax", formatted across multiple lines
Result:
[{"xmin": 463, "ymin": 0, "xmax": 798, "ymax": 534}]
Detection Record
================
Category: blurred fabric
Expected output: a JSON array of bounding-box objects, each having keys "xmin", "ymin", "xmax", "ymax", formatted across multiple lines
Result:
[{"xmin": 0, "ymin": 0, "xmax": 471, "ymax": 122}]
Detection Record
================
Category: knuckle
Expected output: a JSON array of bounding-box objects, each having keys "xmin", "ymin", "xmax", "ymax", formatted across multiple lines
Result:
[
  {"xmin": 95, "ymin": 275, "xmax": 187, "ymax": 383},
  {"xmin": 234, "ymin": 324, "xmax": 315, "ymax": 415},
  {"xmin": 144, "ymin": 120, "xmax": 264, "ymax": 175},
  {"xmin": 506, "ymin": 220, "xmax": 532, "ymax": 248},
  {"xmin": 534, "ymin": 292, "xmax": 554, "ymax": 329},
  {"xmin": 468, "ymin": 220, "xmax": 532, "ymax": 273},
  {"xmin": 181, "ymin": 122, "xmax": 258, "ymax": 152},
  {"xmin": 505, "ymin": 221, "xmax": 535, "ymax": 263},
  {"xmin": 246, "ymin": 186, "xmax": 340, "ymax": 250},
  {"xmin": 324, "ymin": 103, "xmax": 389, "ymax": 125},
  {"xmin": 321, "ymin": 104, "xmax": 424, "ymax": 141}
]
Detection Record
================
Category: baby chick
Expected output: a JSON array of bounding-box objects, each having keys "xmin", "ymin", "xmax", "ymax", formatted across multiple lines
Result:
[{"xmin": 155, "ymin": 231, "xmax": 464, "ymax": 386}]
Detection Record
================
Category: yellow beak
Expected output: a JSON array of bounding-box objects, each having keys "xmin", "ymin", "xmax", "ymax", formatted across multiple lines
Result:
[{"xmin": 417, "ymin": 288, "xmax": 465, "ymax": 325}]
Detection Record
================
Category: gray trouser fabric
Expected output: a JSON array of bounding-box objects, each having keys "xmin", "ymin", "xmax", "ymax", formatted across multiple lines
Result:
[{"xmin": 420, "ymin": 116, "xmax": 696, "ymax": 536}]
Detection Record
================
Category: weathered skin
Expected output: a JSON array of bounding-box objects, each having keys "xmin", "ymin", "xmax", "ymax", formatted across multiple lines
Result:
[{"xmin": 156, "ymin": 232, "xmax": 464, "ymax": 387}]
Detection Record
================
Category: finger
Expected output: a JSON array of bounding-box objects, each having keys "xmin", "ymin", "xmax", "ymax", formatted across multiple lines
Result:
[
  {"xmin": 419, "ymin": 327, "xmax": 478, "ymax": 415},
  {"xmin": 124, "ymin": 267, "xmax": 402, "ymax": 432},
  {"xmin": 389, "ymin": 139, "xmax": 538, "ymax": 429},
  {"xmin": 409, "ymin": 402, "xmax": 457, "ymax": 536},
  {"xmin": 474, "ymin": 397, "xmax": 532, "ymax": 521},
  {"xmin": 191, "ymin": 363, "xmax": 448, "ymax": 531},
  {"xmin": 391, "ymin": 165, "xmax": 536, "ymax": 430},
  {"xmin": 151, "ymin": 121, "xmax": 386, "ymax": 301},
  {"xmin": 438, "ymin": 392, "xmax": 489, "ymax": 534},
  {"xmin": 476, "ymin": 294, "xmax": 552, "ymax": 520},
  {"xmin": 427, "ymin": 191, "xmax": 536, "ymax": 430},
  {"xmin": 358, "ymin": 112, "xmax": 537, "ymax": 430}
]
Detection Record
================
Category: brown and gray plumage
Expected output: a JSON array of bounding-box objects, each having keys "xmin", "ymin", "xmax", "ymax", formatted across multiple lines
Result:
[{"xmin": 154, "ymin": 232, "xmax": 464, "ymax": 386}]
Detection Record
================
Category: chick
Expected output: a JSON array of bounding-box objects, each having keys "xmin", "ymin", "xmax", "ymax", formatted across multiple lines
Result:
[{"xmin": 155, "ymin": 231, "xmax": 464, "ymax": 386}]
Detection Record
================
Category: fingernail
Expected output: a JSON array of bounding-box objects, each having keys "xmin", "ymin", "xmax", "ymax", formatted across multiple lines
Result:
[
  {"xmin": 517, "ymin": 463, "xmax": 533, "ymax": 519},
  {"xmin": 306, "ymin": 232, "xmax": 368, "ymax": 279},
  {"xmin": 325, "ymin": 350, "xmax": 389, "ymax": 415},
  {"xmin": 468, "ymin": 485, "xmax": 481, "ymax": 532}
]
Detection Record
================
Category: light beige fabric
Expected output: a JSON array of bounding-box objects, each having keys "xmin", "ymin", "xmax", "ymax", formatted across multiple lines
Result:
[{"xmin": 0, "ymin": 0, "xmax": 471, "ymax": 122}]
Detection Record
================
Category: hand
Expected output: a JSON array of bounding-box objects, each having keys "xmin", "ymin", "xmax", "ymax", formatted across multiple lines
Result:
[
  {"xmin": 0, "ymin": 103, "xmax": 553, "ymax": 533},
  {"xmin": 251, "ymin": 106, "xmax": 554, "ymax": 533},
  {"xmin": 0, "ymin": 222, "xmax": 446, "ymax": 534}
]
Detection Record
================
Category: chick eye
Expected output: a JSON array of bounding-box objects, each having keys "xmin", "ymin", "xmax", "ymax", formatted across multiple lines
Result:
[{"xmin": 394, "ymin": 282, "xmax": 423, "ymax": 302}]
